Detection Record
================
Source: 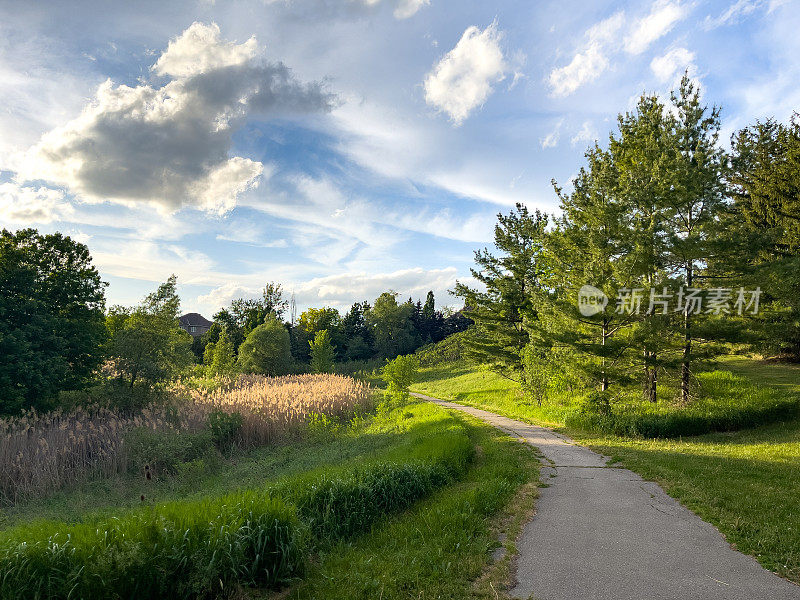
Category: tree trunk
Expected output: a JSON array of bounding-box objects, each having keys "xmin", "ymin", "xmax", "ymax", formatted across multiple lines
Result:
[
  {"xmin": 681, "ymin": 262, "xmax": 693, "ymax": 403},
  {"xmin": 601, "ymin": 318, "xmax": 609, "ymax": 392}
]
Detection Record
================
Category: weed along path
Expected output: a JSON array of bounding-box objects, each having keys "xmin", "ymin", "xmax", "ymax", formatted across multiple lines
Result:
[{"xmin": 411, "ymin": 393, "xmax": 800, "ymax": 600}]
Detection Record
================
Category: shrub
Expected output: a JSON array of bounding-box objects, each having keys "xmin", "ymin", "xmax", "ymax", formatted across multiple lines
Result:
[
  {"xmin": 124, "ymin": 427, "xmax": 215, "ymax": 476},
  {"xmin": 207, "ymin": 409, "xmax": 243, "ymax": 451},
  {"xmin": 238, "ymin": 318, "xmax": 292, "ymax": 376},
  {"xmin": 0, "ymin": 493, "xmax": 305, "ymax": 599},
  {"xmin": 381, "ymin": 355, "xmax": 419, "ymax": 401}
]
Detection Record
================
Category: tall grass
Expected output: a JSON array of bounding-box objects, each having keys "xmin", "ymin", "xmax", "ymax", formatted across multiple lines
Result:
[
  {"xmin": 184, "ymin": 374, "xmax": 373, "ymax": 447},
  {"xmin": 0, "ymin": 405, "xmax": 208, "ymax": 505},
  {"xmin": 0, "ymin": 413, "xmax": 474, "ymax": 600},
  {"xmin": 0, "ymin": 374, "xmax": 372, "ymax": 505}
]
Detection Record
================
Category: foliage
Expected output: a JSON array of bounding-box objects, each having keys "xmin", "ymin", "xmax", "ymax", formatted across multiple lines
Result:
[
  {"xmin": 0, "ymin": 403, "xmax": 476, "ymax": 599},
  {"xmin": 381, "ymin": 354, "xmax": 419, "ymax": 401},
  {"xmin": 367, "ymin": 292, "xmax": 418, "ymax": 358},
  {"xmin": 309, "ymin": 329, "xmax": 336, "ymax": 373},
  {"xmin": 726, "ymin": 115, "xmax": 800, "ymax": 358},
  {"xmin": 0, "ymin": 229, "xmax": 107, "ymax": 413},
  {"xmin": 207, "ymin": 409, "xmax": 244, "ymax": 451},
  {"xmin": 106, "ymin": 276, "xmax": 194, "ymax": 391},
  {"xmin": 0, "ymin": 374, "xmax": 369, "ymax": 504},
  {"xmin": 202, "ymin": 328, "xmax": 237, "ymax": 378},
  {"xmin": 237, "ymin": 316, "xmax": 292, "ymax": 376},
  {"xmin": 415, "ymin": 329, "xmax": 469, "ymax": 366},
  {"xmin": 213, "ymin": 282, "xmax": 288, "ymax": 352},
  {"xmin": 124, "ymin": 427, "xmax": 215, "ymax": 476},
  {"xmin": 454, "ymin": 204, "xmax": 549, "ymax": 380}
]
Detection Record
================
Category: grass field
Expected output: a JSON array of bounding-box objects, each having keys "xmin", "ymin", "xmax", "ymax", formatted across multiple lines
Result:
[
  {"xmin": 411, "ymin": 357, "xmax": 800, "ymax": 583},
  {"xmin": 0, "ymin": 396, "xmax": 540, "ymax": 599}
]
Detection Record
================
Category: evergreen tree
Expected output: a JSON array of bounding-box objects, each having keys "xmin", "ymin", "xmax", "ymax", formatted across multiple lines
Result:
[
  {"xmin": 454, "ymin": 204, "xmax": 549, "ymax": 380},
  {"xmin": 726, "ymin": 115, "xmax": 800, "ymax": 358}
]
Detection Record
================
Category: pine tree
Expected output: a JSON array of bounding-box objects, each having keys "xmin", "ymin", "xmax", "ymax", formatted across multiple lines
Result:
[{"xmin": 454, "ymin": 204, "xmax": 549, "ymax": 380}]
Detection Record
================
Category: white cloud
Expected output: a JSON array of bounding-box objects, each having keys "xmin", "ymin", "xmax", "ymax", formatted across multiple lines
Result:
[
  {"xmin": 540, "ymin": 119, "xmax": 563, "ymax": 148},
  {"xmin": 152, "ymin": 22, "xmax": 257, "ymax": 77},
  {"xmin": 393, "ymin": 0, "xmax": 430, "ymax": 19},
  {"xmin": 625, "ymin": 1, "xmax": 687, "ymax": 55},
  {"xmin": 295, "ymin": 266, "xmax": 460, "ymax": 307},
  {"xmin": 424, "ymin": 22, "xmax": 509, "ymax": 125},
  {"xmin": 16, "ymin": 22, "xmax": 332, "ymax": 215},
  {"xmin": 548, "ymin": 12, "xmax": 625, "ymax": 97},
  {"xmin": 197, "ymin": 282, "xmax": 258, "ymax": 309},
  {"xmin": 570, "ymin": 121, "xmax": 597, "ymax": 147},
  {"xmin": 650, "ymin": 47, "xmax": 695, "ymax": 82},
  {"xmin": 702, "ymin": 0, "xmax": 787, "ymax": 28},
  {"xmin": 0, "ymin": 181, "xmax": 74, "ymax": 225}
]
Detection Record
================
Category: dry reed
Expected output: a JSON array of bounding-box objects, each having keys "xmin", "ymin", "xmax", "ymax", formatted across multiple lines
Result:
[{"xmin": 0, "ymin": 374, "xmax": 372, "ymax": 505}]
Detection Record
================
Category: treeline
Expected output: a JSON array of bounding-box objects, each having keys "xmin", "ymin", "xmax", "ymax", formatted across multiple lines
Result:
[
  {"xmin": 199, "ymin": 287, "xmax": 470, "ymax": 378},
  {"xmin": 457, "ymin": 76, "xmax": 799, "ymax": 407},
  {"xmin": 0, "ymin": 227, "xmax": 468, "ymax": 414}
]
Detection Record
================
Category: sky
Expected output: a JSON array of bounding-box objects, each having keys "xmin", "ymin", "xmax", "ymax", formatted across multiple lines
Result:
[{"xmin": 1, "ymin": 0, "xmax": 798, "ymax": 317}]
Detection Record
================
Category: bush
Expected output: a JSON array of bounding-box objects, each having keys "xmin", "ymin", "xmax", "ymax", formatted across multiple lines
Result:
[
  {"xmin": 0, "ymin": 493, "xmax": 305, "ymax": 599},
  {"xmin": 207, "ymin": 409, "xmax": 243, "ymax": 451},
  {"xmin": 238, "ymin": 318, "xmax": 292, "ymax": 376},
  {"xmin": 381, "ymin": 355, "xmax": 419, "ymax": 401},
  {"xmin": 124, "ymin": 427, "xmax": 215, "ymax": 475}
]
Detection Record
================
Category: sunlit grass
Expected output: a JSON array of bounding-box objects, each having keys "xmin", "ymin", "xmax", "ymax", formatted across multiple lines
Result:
[{"xmin": 412, "ymin": 356, "xmax": 800, "ymax": 583}]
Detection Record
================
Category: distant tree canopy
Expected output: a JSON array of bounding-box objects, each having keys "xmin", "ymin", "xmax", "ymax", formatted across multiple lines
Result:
[
  {"xmin": 0, "ymin": 229, "xmax": 107, "ymax": 413},
  {"xmin": 106, "ymin": 275, "xmax": 194, "ymax": 390},
  {"xmin": 211, "ymin": 283, "xmax": 288, "ymax": 354}
]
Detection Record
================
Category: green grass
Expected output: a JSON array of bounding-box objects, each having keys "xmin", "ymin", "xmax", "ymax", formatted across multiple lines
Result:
[
  {"xmin": 283, "ymin": 413, "xmax": 540, "ymax": 600},
  {"xmin": 0, "ymin": 398, "xmax": 541, "ymax": 599},
  {"xmin": 412, "ymin": 356, "xmax": 800, "ymax": 583},
  {"xmin": 0, "ymin": 402, "xmax": 455, "ymax": 527},
  {"xmin": 413, "ymin": 359, "xmax": 800, "ymax": 438}
]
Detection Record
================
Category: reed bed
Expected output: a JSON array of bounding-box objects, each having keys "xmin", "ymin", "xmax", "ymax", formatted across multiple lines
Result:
[
  {"xmin": 0, "ymin": 374, "xmax": 372, "ymax": 506},
  {"xmin": 187, "ymin": 374, "xmax": 374, "ymax": 447}
]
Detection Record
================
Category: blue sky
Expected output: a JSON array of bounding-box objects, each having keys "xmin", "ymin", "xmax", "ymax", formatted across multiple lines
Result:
[{"xmin": 1, "ymin": 0, "xmax": 798, "ymax": 316}]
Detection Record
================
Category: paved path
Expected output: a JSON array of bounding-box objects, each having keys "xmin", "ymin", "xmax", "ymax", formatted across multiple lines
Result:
[{"xmin": 412, "ymin": 392, "xmax": 800, "ymax": 600}]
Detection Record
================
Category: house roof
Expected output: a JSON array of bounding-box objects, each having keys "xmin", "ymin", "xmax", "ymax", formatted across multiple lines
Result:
[{"xmin": 179, "ymin": 312, "xmax": 213, "ymax": 328}]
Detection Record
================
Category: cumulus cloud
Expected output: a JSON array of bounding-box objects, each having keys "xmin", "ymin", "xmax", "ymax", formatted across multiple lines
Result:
[
  {"xmin": 0, "ymin": 182, "xmax": 74, "ymax": 224},
  {"xmin": 295, "ymin": 266, "xmax": 460, "ymax": 308},
  {"xmin": 17, "ymin": 22, "xmax": 333, "ymax": 215},
  {"xmin": 624, "ymin": 1, "xmax": 687, "ymax": 54},
  {"xmin": 548, "ymin": 12, "xmax": 625, "ymax": 97},
  {"xmin": 424, "ymin": 22, "xmax": 509, "ymax": 125},
  {"xmin": 650, "ymin": 47, "xmax": 695, "ymax": 82}
]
